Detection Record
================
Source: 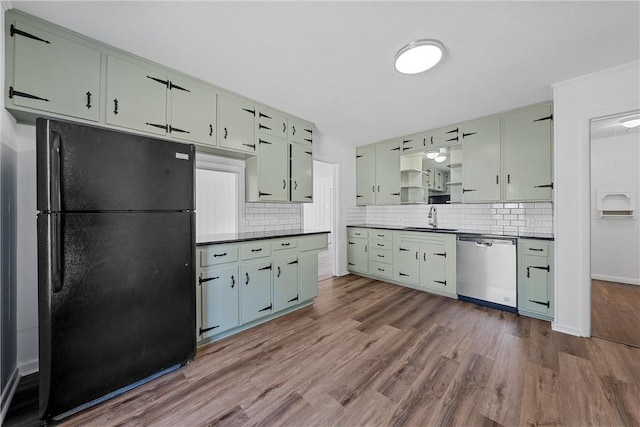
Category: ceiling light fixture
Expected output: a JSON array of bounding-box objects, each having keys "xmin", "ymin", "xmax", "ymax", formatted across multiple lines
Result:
[
  {"xmin": 425, "ymin": 149, "xmax": 440, "ymax": 159},
  {"xmin": 434, "ymin": 147, "xmax": 448, "ymax": 163},
  {"xmin": 394, "ymin": 39, "xmax": 445, "ymax": 75},
  {"xmin": 620, "ymin": 117, "xmax": 640, "ymax": 128}
]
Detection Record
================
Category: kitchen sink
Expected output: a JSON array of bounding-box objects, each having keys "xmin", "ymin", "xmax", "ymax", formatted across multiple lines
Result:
[{"xmin": 402, "ymin": 227, "xmax": 458, "ymax": 233}]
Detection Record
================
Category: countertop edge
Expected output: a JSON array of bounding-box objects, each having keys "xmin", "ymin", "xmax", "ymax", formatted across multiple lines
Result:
[
  {"xmin": 197, "ymin": 230, "xmax": 330, "ymax": 246},
  {"xmin": 347, "ymin": 224, "xmax": 554, "ymax": 241}
]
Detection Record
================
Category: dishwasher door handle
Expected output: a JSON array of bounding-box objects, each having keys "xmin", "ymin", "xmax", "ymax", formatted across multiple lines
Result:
[{"xmin": 475, "ymin": 242, "xmax": 493, "ymax": 248}]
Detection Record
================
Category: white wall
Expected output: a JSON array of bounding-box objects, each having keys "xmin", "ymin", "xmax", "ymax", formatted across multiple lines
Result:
[
  {"xmin": 553, "ymin": 61, "xmax": 640, "ymax": 336},
  {"xmin": 590, "ymin": 131, "xmax": 640, "ymax": 285}
]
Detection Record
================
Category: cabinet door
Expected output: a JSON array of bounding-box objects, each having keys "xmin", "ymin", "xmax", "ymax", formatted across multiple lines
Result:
[
  {"xmin": 289, "ymin": 118, "xmax": 313, "ymax": 145},
  {"xmin": 520, "ymin": 254, "xmax": 551, "ymax": 316},
  {"xmin": 258, "ymin": 107, "xmax": 288, "ymax": 139},
  {"xmin": 356, "ymin": 145, "xmax": 376, "ymax": 205},
  {"xmin": 106, "ymin": 55, "xmax": 167, "ymax": 135},
  {"xmin": 395, "ymin": 241, "xmax": 420, "ymax": 285},
  {"xmin": 290, "ymin": 142, "xmax": 313, "ymax": 202},
  {"xmin": 420, "ymin": 244, "xmax": 448, "ymax": 292},
  {"xmin": 375, "ymin": 140, "xmax": 401, "ymax": 205},
  {"xmin": 347, "ymin": 238, "xmax": 368, "ymax": 273},
  {"xmin": 200, "ymin": 266, "xmax": 239, "ymax": 339},
  {"xmin": 428, "ymin": 125, "xmax": 460, "ymax": 148},
  {"xmin": 461, "ymin": 117, "xmax": 501, "ymax": 202},
  {"xmin": 218, "ymin": 95, "xmax": 256, "ymax": 153},
  {"xmin": 257, "ymin": 136, "xmax": 289, "ymax": 201},
  {"xmin": 273, "ymin": 256, "xmax": 299, "ymax": 311},
  {"xmin": 401, "ymin": 132, "xmax": 428, "ymax": 154},
  {"xmin": 169, "ymin": 78, "xmax": 217, "ymax": 145},
  {"xmin": 503, "ymin": 104, "xmax": 553, "ymax": 201},
  {"xmin": 299, "ymin": 252, "xmax": 319, "ymax": 301},
  {"xmin": 10, "ymin": 20, "xmax": 101, "ymax": 121},
  {"xmin": 240, "ymin": 260, "xmax": 273, "ymax": 324}
]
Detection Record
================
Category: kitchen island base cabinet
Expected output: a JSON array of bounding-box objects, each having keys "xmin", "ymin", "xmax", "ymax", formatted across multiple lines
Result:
[
  {"xmin": 518, "ymin": 239, "xmax": 554, "ymax": 321},
  {"xmin": 196, "ymin": 232, "xmax": 328, "ymax": 345}
]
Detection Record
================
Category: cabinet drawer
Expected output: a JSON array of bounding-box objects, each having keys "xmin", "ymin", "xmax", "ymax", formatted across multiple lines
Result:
[
  {"xmin": 272, "ymin": 239, "xmax": 298, "ymax": 251},
  {"xmin": 240, "ymin": 242, "xmax": 272, "ymax": 260},
  {"xmin": 348, "ymin": 228, "xmax": 368, "ymax": 239},
  {"xmin": 522, "ymin": 242, "xmax": 548, "ymax": 257},
  {"xmin": 200, "ymin": 245, "xmax": 238, "ymax": 267},
  {"xmin": 370, "ymin": 248, "xmax": 392, "ymax": 264},
  {"xmin": 370, "ymin": 239, "xmax": 392, "ymax": 250},
  {"xmin": 370, "ymin": 230, "xmax": 393, "ymax": 241},
  {"xmin": 369, "ymin": 261, "xmax": 393, "ymax": 279},
  {"xmin": 300, "ymin": 234, "xmax": 328, "ymax": 252}
]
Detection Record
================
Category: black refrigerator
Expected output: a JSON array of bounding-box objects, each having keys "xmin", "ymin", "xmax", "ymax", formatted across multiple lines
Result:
[{"xmin": 36, "ymin": 118, "xmax": 196, "ymax": 421}]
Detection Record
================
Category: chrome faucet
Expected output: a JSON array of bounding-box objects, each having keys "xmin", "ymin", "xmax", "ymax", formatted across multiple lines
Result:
[{"xmin": 428, "ymin": 206, "xmax": 437, "ymax": 229}]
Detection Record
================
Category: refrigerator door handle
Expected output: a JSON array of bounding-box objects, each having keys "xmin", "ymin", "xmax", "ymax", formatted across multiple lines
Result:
[
  {"xmin": 50, "ymin": 131, "xmax": 62, "ymax": 212},
  {"xmin": 51, "ymin": 214, "xmax": 64, "ymax": 293}
]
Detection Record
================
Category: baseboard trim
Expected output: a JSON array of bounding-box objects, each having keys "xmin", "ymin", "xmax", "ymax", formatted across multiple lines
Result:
[
  {"xmin": 19, "ymin": 358, "xmax": 39, "ymax": 376},
  {"xmin": 591, "ymin": 274, "xmax": 639, "ymax": 286},
  {"xmin": 551, "ymin": 321, "xmax": 583, "ymax": 337},
  {"xmin": 0, "ymin": 365, "xmax": 20, "ymax": 426}
]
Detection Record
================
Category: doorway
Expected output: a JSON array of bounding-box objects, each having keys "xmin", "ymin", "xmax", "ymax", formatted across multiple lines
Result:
[
  {"xmin": 590, "ymin": 111, "xmax": 640, "ymax": 347},
  {"xmin": 304, "ymin": 160, "xmax": 336, "ymax": 281}
]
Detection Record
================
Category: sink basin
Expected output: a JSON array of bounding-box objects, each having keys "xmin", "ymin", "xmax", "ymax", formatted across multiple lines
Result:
[{"xmin": 402, "ymin": 227, "xmax": 458, "ymax": 233}]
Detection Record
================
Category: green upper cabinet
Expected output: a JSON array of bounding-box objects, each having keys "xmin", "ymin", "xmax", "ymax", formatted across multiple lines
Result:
[
  {"xmin": 257, "ymin": 107, "xmax": 288, "ymax": 139},
  {"xmin": 427, "ymin": 124, "xmax": 461, "ymax": 148},
  {"xmin": 374, "ymin": 139, "xmax": 401, "ymax": 205},
  {"xmin": 169, "ymin": 78, "xmax": 217, "ymax": 146},
  {"xmin": 503, "ymin": 103, "xmax": 553, "ymax": 201},
  {"xmin": 461, "ymin": 116, "xmax": 501, "ymax": 202},
  {"xmin": 289, "ymin": 118, "xmax": 313, "ymax": 145},
  {"xmin": 246, "ymin": 135, "xmax": 288, "ymax": 202},
  {"xmin": 105, "ymin": 55, "xmax": 167, "ymax": 135},
  {"xmin": 217, "ymin": 94, "xmax": 257, "ymax": 154},
  {"xmin": 7, "ymin": 19, "xmax": 101, "ymax": 122},
  {"xmin": 290, "ymin": 142, "xmax": 313, "ymax": 202},
  {"xmin": 356, "ymin": 145, "xmax": 376, "ymax": 206}
]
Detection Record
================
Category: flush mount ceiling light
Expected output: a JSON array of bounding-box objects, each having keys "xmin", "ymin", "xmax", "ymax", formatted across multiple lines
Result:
[
  {"xmin": 425, "ymin": 149, "xmax": 440, "ymax": 159},
  {"xmin": 434, "ymin": 147, "xmax": 448, "ymax": 163},
  {"xmin": 394, "ymin": 39, "xmax": 445, "ymax": 74},
  {"xmin": 620, "ymin": 117, "xmax": 640, "ymax": 128}
]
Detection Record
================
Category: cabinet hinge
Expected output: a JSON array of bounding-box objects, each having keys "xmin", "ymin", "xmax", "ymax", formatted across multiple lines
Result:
[
  {"xmin": 259, "ymin": 264, "xmax": 273, "ymax": 271},
  {"xmin": 528, "ymin": 300, "xmax": 550, "ymax": 308},
  {"xmin": 243, "ymin": 143, "xmax": 256, "ymax": 150},
  {"xmin": 533, "ymin": 114, "xmax": 553, "ymax": 122},
  {"xmin": 526, "ymin": 265, "xmax": 550, "ymax": 278},
  {"xmin": 259, "ymin": 112, "xmax": 272, "ymax": 119},
  {"xmin": 199, "ymin": 325, "xmax": 219, "ymax": 335},
  {"xmin": 10, "ymin": 24, "xmax": 50, "ymax": 44},
  {"xmin": 434, "ymin": 252, "xmax": 447, "ymax": 258},
  {"xmin": 446, "ymin": 128, "xmax": 459, "ymax": 134},
  {"xmin": 287, "ymin": 295, "xmax": 299, "ymax": 303},
  {"xmin": 534, "ymin": 183, "xmax": 554, "ymax": 189},
  {"xmin": 258, "ymin": 304, "xmax": 273, "ymax": 312},
  {"xmin": 169, "ymin": 81, "xmax": 190, "ymax": 92},
  {"xmin": 462, "ymin": 132, "xmax": 476, "ymax": 138},
  {"xmin": 8, "ymin": 87, "xmax": 49, "ymax": 102},
  {"xmin": 169, "ymin": 125, "xmax": 190, "ymax": 134},
  {"xmin": 146, "ymin": 122, "xmax": 168, "ymax": 132},
  {"xmin": 243, "ymin": 108, "xmax": 256, "ymax": 116},
  {"xmin": 258, "ymin": 138, "xmax": 271, "ymax": 145},
  {"xmin": 259, "ymin": 124, "xmax": 272, "ymax": 131},
  {"xmin": 198, "ymin": 276, "xmax": 218, "ymax": 285},
  {"xmin": 146, "ymin": 75, "xmax": 169, "ymax": 88},
  {"xmin": 434, "ymin": 280, "xmax": 447, "ymax": 286}
]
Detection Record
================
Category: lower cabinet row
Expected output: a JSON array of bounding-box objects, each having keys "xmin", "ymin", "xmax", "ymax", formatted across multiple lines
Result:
[{"xmin": 196, "ymin": 233, "xmax": 328, "ymax": 343}]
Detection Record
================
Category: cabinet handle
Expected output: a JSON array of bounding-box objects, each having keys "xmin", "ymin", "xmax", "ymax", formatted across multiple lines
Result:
[
  {"xmin": 113, "ymin": 99, "xmax": 119, "ymax": 115},
  {"xmin": 281, "ymin": 243, "xmax": 291, "ymax": 247},
  {"xmin": 231, "ymin": 275, "xmax": 235, "ymax": 288},
  {"xmin": 8, "ymin": 87, "xmax": 49, "ymax": 102},
  {"xmin": 213, "ymin": 252, "xmax": 227, "ymax": 257},
  {"xmin": 146, "ymin": 122, "xmax": 168, "ymax": 132},
  {"xmin": 283, "ymin": 123, "xmax": 287, "ymax": 133},
  {"xmin": 294, "ymin": 181, "xmax": 298, "ymax": 190},
  {"xmin": 377, "ymin": 254, "xmax": 384, "ymax": 258},
  {"xmin": 365, "ymin": 245, "xmax": 368, "ymax": 253},
  {"xmin": 258, "ymin": 304, "xmax": 272, "ymax": 312},
  {"xmin": 434, "ymin": 252, "xmax": 447, "ymax": 258},
  {"xmin": 533, "ymin": 115, "xmax": 553, "ymax": 122},
  {"xmin": 146, "ymin": 75, "xmax": 169, "ymax": 87},
  {"xmin": 287, "ymin": 296, "xmax": 299, "ymax": 303},
  {"xmin": 169, "ymin": 125, "xmax": 189, "ymax": 134},
  {"xmin": 378, "ymin": 268, "xmax": 385, "ymax": 272},
  {"xmin": 372, "ymin": 186, "xmax": 375, "ymax": 193},
  {"xmin": 529, "ymin": 248, "xmax": 544, "ymax": 252},
  {"xmin": 259, "ymin": 124, "xmax": 272, "ymax": 131},
  {"xmin": 287, "ymin": 259, "xmax": 298, "ymax": 265},
  {"xmin": 199, "ymin": 325, "xmax": 220, "ymax": 335},
  {"xmin": 529, "ymin": 299, "xmax": 550, "ymax": 308},
  {"xmin": 10, "ymin": 24, "xmax": 50, "ymax": 43},
  {"xmin": 430, "ymin": 136, "xmax": 434, "ymax": 144},
  {"xmin": 259, "ymin": 264, "xmax": 273, "ymax": 271},
  {"xmin": 277, "ymin": 266, "xmax": 281, "ymax": 277},
  {"xmin": 416, "ymin": 251, "xmax": 418, "ymax": 260},
  {"xmin": 209, "ymin": 124, "xmax": 213, "ymax": 137},
  {"xmin": 377, "ymin": 234, "xmax": 384, "ymax": 237},
  {"xmin": 242, "ymin": 143, "xmax": 256, "ymax": 150},
  {"xmin": 423, "ymin": 138, "xmax": 426, "ymax": 147},
  {"xmin": 169, "ymin": 81, "xmax": 190, "ymax": 92},
  {"xmin": 462, "ymin": 132, "xmax": 476, "ymax": 138},
  {"xmin": 259, "ymin": 138, "xmax": 271, "ymax": 145},
  {"xmin": 534, "ymin": 183, "xmax": 554, "ymax": 189},
  {"xmin": 245, "ymin": 272, "xmax": 249, "ymax": 285},
  {"xmin": 224, "ymin": 127, "xmax": 228, "ymax": 139},
  {"xmin": 507, "ymin": 174, "xmax": 511, "ymax": 184},
  {"xmin": 259, "ymin": 191, "xmax": 272, "ymax": 197},
  {"xmin": 283, "ymin": 180, "xmax": 287, "ymax": 190},
  {"xmin": 251, "ymin": 248, "xmax": 262, "ymax": 252},
  {"xmin": 292, "ymin": 125, "xmax": 296, "ymax": 135},
  {"xmin": 242, "ymin": 108, "xmax": 256, "ymax": 116},
  {"xmin": 434, "ymin": 280, "xmax": 447, "ymax": 286},
  {"xmin": 496, "ymin": 175, "xmax": 499, "ymax": 184},
  {"xmin": 423, "ymin": 253, "xmax": 426, "ymax": 261},
  {"xmin": 462, "ymin": 188, "xmax": 476, "ymax": 193},
  {"xmin": 377, "ymin": 243, "xmax": 384, "ymax": 247},
  {"xmin": 86, "ymin": 91, "xmax": 92, "ymax": 109},
  {"xmin": 377, "ymin": 185, "xmax": 380, "ymax": 192},
  {"xmin": 446, "ymin": 127, "xmax": 459, "ymax": 134}
]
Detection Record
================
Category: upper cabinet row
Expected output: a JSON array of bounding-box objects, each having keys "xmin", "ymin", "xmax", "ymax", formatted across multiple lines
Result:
[
  {"xmin": 356, "ymin": 103, "xmax": 553, "ymax": 205},
  {"xmin": 4, "ymin": 11, "xmax": 313, "ymax": 153}
]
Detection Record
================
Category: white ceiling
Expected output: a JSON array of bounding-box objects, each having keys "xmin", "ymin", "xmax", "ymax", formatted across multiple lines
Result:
[{"xmin": 11, "ymin": 1, "xmax": 640, "ymax": 147}]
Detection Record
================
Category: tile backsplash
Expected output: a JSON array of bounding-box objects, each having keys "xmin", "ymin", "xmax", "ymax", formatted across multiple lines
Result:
[
  {"xmin": 245, "ymin": 203, "xmax": 302, "ymax": 232},
  {"xmin": 347, "ymin": 202, "xmax": 554, "ymax": 236}
]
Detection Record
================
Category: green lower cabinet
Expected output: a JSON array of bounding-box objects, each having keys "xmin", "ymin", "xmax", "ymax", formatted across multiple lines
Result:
[
  {"xmin": 518, "ymin": 239, "xmax": 554, "ymax": 320},
  {"xmin": 419, "ymin": 244, "xmax": 448, "ymax": 292},
  {"xmin": 347, "ymin": 237, "xmax": 368, "ymax": 274},
  {"xmin": 299, "ymin": 252, "xmax": 319, "ymax": 301},
  {"xmin": 199, "ymin": 266, "xmax": 239, "ymax": 340},
  {"xmin": 394, "ymin": 241, "xmax": 420, "ymax": 285},
  {"xmin": 240, "ymin": 260, "xmax": 273, "ymax": 324},
  {"xmin": 273, "ymin": 256, "xmax": 299, "ymax": 311}
]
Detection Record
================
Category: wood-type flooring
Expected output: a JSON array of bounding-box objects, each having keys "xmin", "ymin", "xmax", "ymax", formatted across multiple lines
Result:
[
  {"xmin": 8, "ymin": 275, "xmax": 640, "ymax": 426},
  {"xmin": 591, "ymin": 279, "xmax": 640, "ymax": 348}
]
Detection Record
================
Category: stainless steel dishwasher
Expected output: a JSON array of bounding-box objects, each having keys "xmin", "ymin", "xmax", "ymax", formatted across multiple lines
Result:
[{"xmin": 456, "ymin": 234, "xmax": 517, "ymax": 312}]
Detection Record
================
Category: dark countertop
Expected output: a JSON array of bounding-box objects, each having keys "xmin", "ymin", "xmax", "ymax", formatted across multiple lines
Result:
[
  {"xmin": 197, "ymin": 229, "xmax": 330, "ymax": 246},
  {"xmin": 347, "ymin": 224, "xmax": 554, "ymax": 241}
]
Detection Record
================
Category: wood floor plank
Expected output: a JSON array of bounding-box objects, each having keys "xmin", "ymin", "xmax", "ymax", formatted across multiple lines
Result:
[
  {"xmin": 591, "ymin": 279, "xmax": 640, "ymax": 348},
  {"xmin": 518, "ymin": 362, "xmax": 561, "ymax": 426}
]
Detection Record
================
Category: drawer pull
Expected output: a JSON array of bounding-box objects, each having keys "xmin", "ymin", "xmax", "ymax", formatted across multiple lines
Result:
[
  {"xmin": 377, "ymin": 234, "xmax": 384, "ymax": 237},
  {"xmin": 529, "ymin": 248, "xmax": 544, "ymax": 252},
  {"xmin": 281, "ymin": 243, "xmax": 291, "ymax": 247},
  {"xmin": 377, "ymin": 243, "xmax": 384, "ymax": 247},
  {"xmin": 213, "ymin": 252, "xmax": 227, "ymax": 258},
  {"xmin": 377, "ymin": 254, "xmax": 384, "ymax": 258},
  {"xmin": 251, "ymin": 248, "xmax": 263, "ymax": 252},
  {"xmin": 378, "ymin": 268, "xmax": 385, "ymax": 272}
]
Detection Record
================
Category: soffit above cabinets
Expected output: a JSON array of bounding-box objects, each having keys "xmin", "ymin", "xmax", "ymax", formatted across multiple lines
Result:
[{"xmin": 12, "ymin": 1, "xmax": 640, "ymax": 147}]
